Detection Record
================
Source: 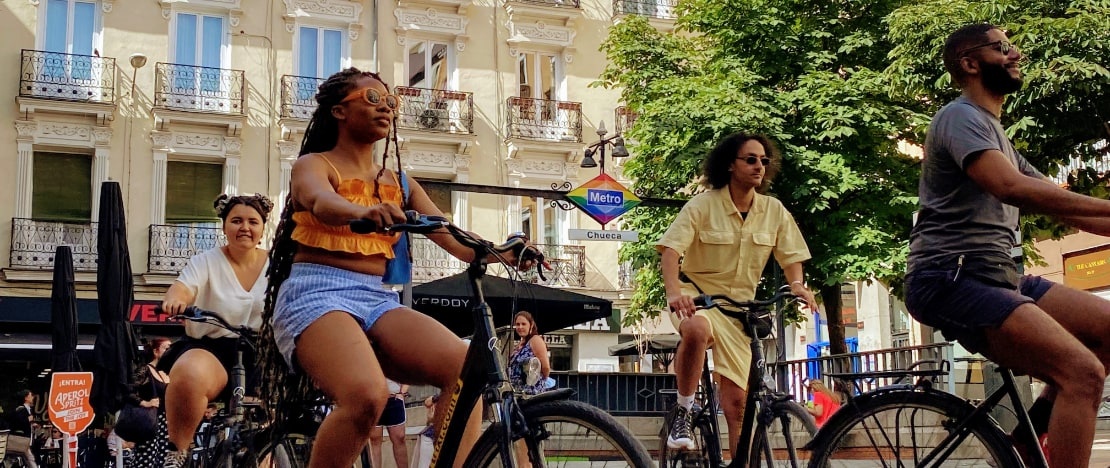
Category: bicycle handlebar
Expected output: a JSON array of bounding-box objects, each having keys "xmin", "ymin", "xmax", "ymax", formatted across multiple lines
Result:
[
  {"xmin": 349, "ymin": 210, "xmax": 548, "ymax": 281},
  {"xmin": 692, "ymin": 285, "xmax": 797, "ymax": 312},
  {"xmin": 156, "ymin": 305, "xmax": 258, "ymax": 342}
]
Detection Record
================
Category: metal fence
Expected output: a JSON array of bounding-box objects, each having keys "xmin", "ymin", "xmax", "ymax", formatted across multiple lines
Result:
[
  {"xmin": 19, "ymin": 49, "xmax": 117, "ymax": 104},
  {"xmin": 154, "ymin": 62, "xmax": 245, "ymax": 114},
  {"xmin": 280, "ymin": 75, "xmax": 324, "ymax": 120},
  {"xmin": 507, "ymin": 97, "xmax": 583, "ymax": 142},
  {"xmin": 612, "ymin": 0, "xmax": 678, "ymax": 19},
  {"xmin": 148, "ymin": 224, "xmax": 225, "ymax": 274},
  {"xmin": 395, "ymin": 86, "xmax": 475, "ymax": 134},
  {"xmin": 9, "ymin": 218, "xmax": 98, "ymax": 271},
  {"xmin": 770, "ymin": 342, "xmax": 956, "ymax": 403}
]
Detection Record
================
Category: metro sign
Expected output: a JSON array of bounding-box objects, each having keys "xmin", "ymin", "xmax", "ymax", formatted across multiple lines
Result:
[{"xmin": 566, "ymin": 173, "xmax": 642, "ymax": 226}]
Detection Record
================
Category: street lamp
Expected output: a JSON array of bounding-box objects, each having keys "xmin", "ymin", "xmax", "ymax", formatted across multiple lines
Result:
[{"xmin": 580, "ymin": 120, "xmax": 629, "ymax": 173}]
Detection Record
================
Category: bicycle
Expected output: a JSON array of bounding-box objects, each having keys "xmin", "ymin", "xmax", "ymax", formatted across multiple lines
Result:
[
  {"xmin": 164, "ymin": 307, "xmax": 305, "ymax": 468},
  {"xmin": 349, "ymin": 212, "xmax": 655, "ymax": 467},
  {"xmin": 658, "ymin": 279, "xmax": 818, "ymax": 468},
  {"xmin": 804, "ymin": 358, "xmax": 1048, "ymax": 467}
]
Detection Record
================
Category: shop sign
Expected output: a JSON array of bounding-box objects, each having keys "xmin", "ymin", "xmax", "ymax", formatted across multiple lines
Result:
[
  {"xmin": 1064, "ymin": 244, "xmax": 1110, "ymax": 290},
  {"xmin": 48, "ymin": 372, "xmax": 94, "ymax": 434}
]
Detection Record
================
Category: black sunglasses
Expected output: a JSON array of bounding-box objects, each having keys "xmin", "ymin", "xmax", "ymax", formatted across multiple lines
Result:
[
  {"xmin": 738, "ymin": 156, "xmax": 772, "ymax": 166},
  {"xmin": 958, "ymin": 40, "xmax": 1014, "ymax": 57}
]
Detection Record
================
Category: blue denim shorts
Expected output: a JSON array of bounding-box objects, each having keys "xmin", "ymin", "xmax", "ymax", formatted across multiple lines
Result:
[
  {"xmin": 905, "ymin": 268, "xmax": 1054, "ymax": 353},
  {"xmin": 273, "ymin": 263, "xmax": 404, "ymax": 368}
]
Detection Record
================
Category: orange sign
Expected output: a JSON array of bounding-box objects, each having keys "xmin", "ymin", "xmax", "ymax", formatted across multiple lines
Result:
[{"xmin": 48, "ymin": 372, "xmax": 95, "ymax": 435}]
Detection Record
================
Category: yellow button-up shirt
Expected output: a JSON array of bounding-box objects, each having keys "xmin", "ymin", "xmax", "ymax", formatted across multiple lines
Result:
[{"xmin": 657, "ymin": 188, "xmax": 811, "ymax": 299}]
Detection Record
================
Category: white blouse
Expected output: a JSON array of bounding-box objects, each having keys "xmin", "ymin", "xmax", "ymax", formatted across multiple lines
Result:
[{"xmin": 176, "ymin": 247, "xmax": 268, "ymax": 339}]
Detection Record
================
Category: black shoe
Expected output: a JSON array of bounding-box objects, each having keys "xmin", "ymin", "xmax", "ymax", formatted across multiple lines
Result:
[{"xmin": 666, "ymin": 405, "xmax": 696, "ymax": 450}]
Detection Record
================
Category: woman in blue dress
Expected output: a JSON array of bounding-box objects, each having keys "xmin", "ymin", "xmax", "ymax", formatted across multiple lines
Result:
[{"xmin": 507, "ymin": 311, "xmax": 551, "ymax": 395}]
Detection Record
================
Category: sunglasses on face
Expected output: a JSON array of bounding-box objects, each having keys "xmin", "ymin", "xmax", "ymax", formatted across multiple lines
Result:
[
  {"xmin": 738, "ymin": 156, "xmax": 772, "ymax": 166},
  {"xmin": 958, "ymin": 40, "xmax": 1015, "ymax": 57},
  {"xmin": 340, "ymin": 87, "xmax": 402, "ymax": 110}
]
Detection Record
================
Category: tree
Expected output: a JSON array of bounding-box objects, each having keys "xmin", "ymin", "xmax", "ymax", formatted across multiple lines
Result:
[
  {"xmin": 601, "ymin": 0, "xmax": 1110, "ymax": 355},
  {"xmin": 600, "ymin": 0, "xmax": 923, "ymax": 355}
]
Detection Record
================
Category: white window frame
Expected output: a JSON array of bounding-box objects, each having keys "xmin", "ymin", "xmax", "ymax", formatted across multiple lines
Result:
[
  {"xmin": 169, "ymin": 10, "xmax": 230, "ymax": 67},
  {"xmin": 36, "ymin": 0, "xmax": 102, "ymax": 53},
  {"xmin": 293, "ymin": 22, "xmax": 350, "ymax": 78},
  {"xmin": 403, "ymin": 38, "xmax": 456, "ymax": 90}
]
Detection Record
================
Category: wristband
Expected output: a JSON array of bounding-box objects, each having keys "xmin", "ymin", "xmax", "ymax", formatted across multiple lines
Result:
[{"xmin": 790, "ymin": 280, "xmax": 804, "ymax": 287}]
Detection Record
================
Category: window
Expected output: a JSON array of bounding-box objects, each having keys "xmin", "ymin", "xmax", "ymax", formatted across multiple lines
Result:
[
  {"xmin": 405, "ymin": 40, "xmax": 450, "ymax": 89},
  {"xmin": 173, "ymin": 13, "xmax": 226, "ymax": 93},
  {"xmin": 517, "ymin": 198, "xmax": 563, "ymax": 244},
  {"xmin": 517, "ymin": 52, "xmax": 558, "ymax": 100},
  {"xmin": 297, "ymin": 26, "xmax": 344, "ymax": 79},
  {"xmin": 841, "ymin": 283, "xmax": 858, "ymax": 328},
  {"xmin": 31, "ymin": 152, "xmax": 91, "ymax": 222},
  {"xmin": 165, "ymin": 161, "xmax": 223, "ymax": 225},
  {"xmin": 41, "ymin": 0, "xmax": 98, "ymax": 82},
  {"xmin": 422, "ymin": 183, "xmax": 453, "ymax": 221}
]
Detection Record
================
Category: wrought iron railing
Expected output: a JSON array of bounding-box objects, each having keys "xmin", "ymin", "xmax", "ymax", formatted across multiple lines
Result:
[
  {"xmin": 516, "ymin": 244, "xmax": 586, "ymax": 287},
  {"xmin": 618, "ymin": 260, "xmax": 634, "ymax": 290},
  {"xmin": 395, "ymin": 86, "xmax": 475, "ymax": 134},
  {"xmin": 771, "ymin": 342, "xmax": 955, "ymax": 403},
  {"xmin": 9, "ymin": 218, "xmax": 98, "ymax": 271},
  {"xmin": 280, "ymin": 75, "xmax": 324, "ymax": 120},
  {"xmin": 154, "ymin": 62, "xmax": 245, "ymax": 114},
  {"xmin": 411, "ymin": 235, "xmax": 468, "ymax": 283},
  {"xmin": 612, "ymin": 0, "xmax": 678, "ymax": 19},
  {"xmin": 511, "ymin": 0, "xmax": 581, "ymax": 7},
  {"xmin": 1053, "ymin": 151, "xmax": 1110, "ymax": 185},
  {"xmin": 507, "ymin": 97, "xmax": 582, "ymax": 142},
  {"xmin": 148, "ymin": 224, "xmax": 225, "ymax": 274},
  {"xmin": 614, "ymin": 106, "xmax": 639, "ymax": 135},
  {"xmin": 19, "ymin": 49, "xmax": 117, "ymax": 103}
]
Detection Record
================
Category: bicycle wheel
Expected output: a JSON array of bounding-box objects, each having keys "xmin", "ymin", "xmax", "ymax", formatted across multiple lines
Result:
[
  {"xmin": 658, "ymin": 408, "xmax": 721, "ymax": 468},
  {"xmin": 807, "ymin": 390, "xmax": 1020, "ymax": 467},
  {"xmin": 465, "ymin": 399, "xmax": 654, "ymax": 467},
  {"xmin": 257, "ymin": 432, "xmax": 307, "ymax": 468},
  {"xmin": 749, "ymin": 400, "xmax": 818, "ymax": 467}
]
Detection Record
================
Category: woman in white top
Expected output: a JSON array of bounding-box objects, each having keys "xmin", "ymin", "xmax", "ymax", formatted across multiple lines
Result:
[{"xmin": 158, "ymin": 193, "xmax": 273, "ymax": 466}]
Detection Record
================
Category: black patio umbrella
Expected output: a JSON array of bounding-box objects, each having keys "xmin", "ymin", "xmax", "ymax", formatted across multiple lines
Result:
[
  {"xmin": 50, "ymin": 245, "xmax": 81, "ymax": 373},
  {"xmin": 411, "ymin": 272, "xmax": 612, "ymax": 337},
  {"xmin": 607, "ymin": 333, "xmax": 681, "ymax": 356},
  {"xmin": 91, "ymin": 181, "xmax": 140, "ymax": 417}
]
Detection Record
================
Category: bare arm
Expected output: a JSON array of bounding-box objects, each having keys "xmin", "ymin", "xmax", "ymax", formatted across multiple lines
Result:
[
  {"xmin": 661, "ymin": 247, "xmax": 696, "ymax": 318},
  {"xmin": 161, "ymin": 281, "xmax": 196, "ymax": 316},
  {"xmin": 528, "ymin": 335, "xmax": 551, "ymax": 378},
  {"xmin": 291, "ymin": 154, "xmax": 405, "ymax": 227},
  {"xmin": 781, "ymin": 262, "xmax": 817, "ymax": 310},
  {"xmin": 966, "ymin": 150, "xmax": 1110, "ymax": 218}
]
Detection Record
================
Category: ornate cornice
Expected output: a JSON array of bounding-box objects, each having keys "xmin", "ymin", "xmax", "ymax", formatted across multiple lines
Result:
[
  {"xmin": 161, "ymin": 0, "xmax": 243, "ymax": 26},
  {"xmin": 506, "ymin": 20, "xmax": 576, "ymax": 61},
  {"xmin": 394, "ymin": 7, "xmax": 469, "ymax": 51},
  {"xmin": 92, "ymin": 127, "xmax": 113, "ymax": 146},
  {"xmin": 283, "ymin": 0, "xmax": 364, "ymax": 39},
  {"xmin": 14, "ymin": 121, "xmax": 37, "ymax": 141},
  {"xmin": 277, "ymin": 140, "xmax": 299, "ymax": 159}
]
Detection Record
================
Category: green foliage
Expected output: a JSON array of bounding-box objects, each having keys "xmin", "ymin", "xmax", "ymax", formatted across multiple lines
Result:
[{"xmin": 603, "ymin": 1, "xmax": 1110, "ymax": 328}]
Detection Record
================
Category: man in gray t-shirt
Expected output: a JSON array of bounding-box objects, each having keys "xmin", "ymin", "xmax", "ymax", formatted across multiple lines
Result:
[{"xmin": 905, "ymin": 24, "xmax": 1110, "ymax": 468}]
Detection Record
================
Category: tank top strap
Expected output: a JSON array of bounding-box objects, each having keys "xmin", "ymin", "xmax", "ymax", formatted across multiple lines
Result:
[{"xmin": 317, "ymin": 154, "xmax": 343, "ymax": 184}]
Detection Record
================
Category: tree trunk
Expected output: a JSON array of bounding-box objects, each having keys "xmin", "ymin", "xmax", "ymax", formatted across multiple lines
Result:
[{"xmin": 819, "ymin": 283, "xmax": 848, "ymax": 355}]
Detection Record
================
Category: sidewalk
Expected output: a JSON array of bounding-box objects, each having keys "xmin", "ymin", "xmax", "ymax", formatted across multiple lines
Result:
[{"xmin": 1093, "ymin": 425, "xmax": 1110, "ymax": 467}]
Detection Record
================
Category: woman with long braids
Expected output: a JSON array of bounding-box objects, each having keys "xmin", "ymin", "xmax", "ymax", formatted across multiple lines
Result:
[{"xmin": 256, "ymin": 67, "xmax": 537, "ymax": 468}]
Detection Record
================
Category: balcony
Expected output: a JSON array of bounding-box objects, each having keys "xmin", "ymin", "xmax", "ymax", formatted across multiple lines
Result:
[
  {"xmin": 512, "ymin": 0, "xmax": 580, "ymax": 7},
  {"xmin": 19, "ymin": 50, "xmax": 117, "ymax": 104},
  {"xmin": 507, "ymin": 97, "xmax": 582, "ymax": 142},
  {"xmin": 618, "ymin": 260, "xmax": 634, "ymax": 290},
  {"xmin": 411, "ymin": 237, "xmax": 585, "ymax": 288},
  {"xmin": 154, "ymin": 62, "xmax": 245, "ymax": 115},
  {"xmin": 148, "ymin": 224, "xmax": 225, "ymax": 274},
  {"xmin": 9, "ymin": 218, "xmax": 98, "ymax": 271},
  {"xmin": 280, "ymin": 75, "xmax": 325, "ymax": 121},
  {"xmin": 395, "ymin": 87, "xmax": 474, "ymax": 134},
  {"xmin": 612, "ymin": 0, "xmax": 678, "ymax": 20},
  {"xmin": 614, "ymin": 106, "xmax": 639, "ymax": 135}
]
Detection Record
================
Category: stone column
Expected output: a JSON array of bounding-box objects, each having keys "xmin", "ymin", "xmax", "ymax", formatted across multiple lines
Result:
[
  {"xmin": 91, "ymin": 126, "xmax": 113, "ymax": 221},
  {"xmin": 150, "ymin": 131, "xmax": 172, "ymax": 225},
  {"xmin": 14, "ymin": 120, "xmax": 37, "ymax": 218},
  {"xmin": 223, "ymin": 137, "xmax": 242, "ymax": 195}
]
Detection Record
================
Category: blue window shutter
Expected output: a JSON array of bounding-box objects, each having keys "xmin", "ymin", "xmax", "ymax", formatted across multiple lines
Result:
[
  {"xmin": 44, "ymin": 0, "xmax": 68, "ymax": 53},
  {"xmin": 174, "ymin": 13, "xmax": 198, "ymax": 91},
  {"xmin": 199, "ymin": 16, "xmax": 224, "ymax": 93},
  {"xmin": 322, "ymin": 29, "xmax": 342, "ymax": 77},
  {"xmin": 299, "ymin": 27, "xmax": 318, "ymax": 77},
  {"xmin": 71, "ymin": 1, "xmax": 96, "ymax": 80}
]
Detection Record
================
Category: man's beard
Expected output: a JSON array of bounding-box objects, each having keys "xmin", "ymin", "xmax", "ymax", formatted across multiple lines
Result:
[{"xmin": 980, "ymin": 61, "xmax": 1023, "ymax": 95}]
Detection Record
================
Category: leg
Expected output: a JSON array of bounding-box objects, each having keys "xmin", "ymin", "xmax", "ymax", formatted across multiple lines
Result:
[
  {"xmin": 367, "ymin": 308, "xmax": 476, "ymax": 468},
  {"xmin": 981, "ymin": 303, "xmax": 1106, "ymax": 468},
  {"xmin": 296, "ymin": 312, "xmax": 390, "ymax": 468},
  {"xmin": 717, "ymin": 377, "xmax": 748, "ymax": 461},
  {"xmin": 1031, "ymin": 283, "xmax": 1110, "ymax": 371},
  {"xmin": 165, "ymin": 349, "xmax": 228, "ymax": 451},
  {"xmin": 368, "ymin": 427, "xmax": 383, "ymax": 468},
  {"xmin": 387, "ymin": 424, "xmax": 409, "ymax": 468},
  {"xmin": 675, "ymin": 316, "xmax": 712, "ymax": 397}
]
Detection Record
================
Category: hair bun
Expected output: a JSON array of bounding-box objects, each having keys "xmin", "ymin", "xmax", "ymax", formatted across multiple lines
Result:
[
  {"xmin": 254, "ymin": 193, "xmax": 275, "ymax": 215},
  {"xmin": 213, "ymin": 194, "xmax": 231, "ymax": 214}
]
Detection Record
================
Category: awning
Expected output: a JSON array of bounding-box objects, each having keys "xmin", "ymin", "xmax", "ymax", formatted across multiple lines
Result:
[
  {"xmin": 0, "ymin": 333, "xmax": 98, "ymax": 362},
  {"xmin": 607, "ymin": 334, "xmax": 681, "ymax": 356}
]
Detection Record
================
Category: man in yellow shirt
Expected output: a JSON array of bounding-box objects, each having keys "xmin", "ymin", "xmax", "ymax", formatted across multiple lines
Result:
[{"xmin": 656, "ymin": 132, "xmax": 816, "ymax": 455}]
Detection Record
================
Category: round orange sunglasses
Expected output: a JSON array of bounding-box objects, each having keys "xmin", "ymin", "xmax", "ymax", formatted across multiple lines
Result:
[{"xmin": 340, "ymin": 87, "xmax": 402, "ymax": 110}]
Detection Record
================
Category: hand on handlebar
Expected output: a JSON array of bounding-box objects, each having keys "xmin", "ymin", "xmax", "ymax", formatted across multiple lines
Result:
[
  {"xmin": 790, "ymin": 282, "xmax": 818, "ymax": 313},
  {"xmin": 352, "ymin": 203, "xmax": 407, "ymax": 233},
  {"xmin": 668, "ymin": 292, "xmax": 698, "ymax": 319},
  {"xmin": 160, "ymin": 298, "xmax": 190, "ymax": 317}
]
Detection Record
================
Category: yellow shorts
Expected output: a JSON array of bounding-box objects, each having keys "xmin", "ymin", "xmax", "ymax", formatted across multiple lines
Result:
[{"xmin": 669, "ymin": 307, "xmax": 753, "ymax": 390}]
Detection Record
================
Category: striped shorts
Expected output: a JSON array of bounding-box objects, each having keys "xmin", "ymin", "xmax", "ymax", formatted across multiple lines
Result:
[{"xmin": 273, "ymin": 262, "xmax": 404, "ymax": 368}]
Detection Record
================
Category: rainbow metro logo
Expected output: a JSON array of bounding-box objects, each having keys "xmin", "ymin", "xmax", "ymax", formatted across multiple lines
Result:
[{"xmin": 566, "ymin": 173, "xmax": 642, "ymax": 226}]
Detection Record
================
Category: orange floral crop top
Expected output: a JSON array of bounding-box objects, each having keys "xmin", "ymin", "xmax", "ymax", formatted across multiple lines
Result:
[{"xmin": 291, "ymin": 155, "xmax": 403, "ymax": 257}]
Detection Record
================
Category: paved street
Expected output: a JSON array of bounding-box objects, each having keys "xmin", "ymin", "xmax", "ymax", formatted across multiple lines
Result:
[{"xmin": 1092, "ymin": 427, "xmax": 1110, "ymax": 467}]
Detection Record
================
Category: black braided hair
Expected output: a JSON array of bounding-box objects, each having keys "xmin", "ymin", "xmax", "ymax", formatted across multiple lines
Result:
[{"xmin": 257, "ymin": 67, "xmax": 402, "ymax": 428}]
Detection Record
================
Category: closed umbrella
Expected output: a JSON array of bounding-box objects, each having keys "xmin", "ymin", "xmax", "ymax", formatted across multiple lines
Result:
[
  {"xmin": 411, "ymin": 272, "xmax": 612, "ymax": 337},
  {"xmin": 91, "ymin": 181, "xmax": 140, "ymax": 417},
  {"xmin": 50, "ymin": 245, "xmax": 81, "ymax": 373}
]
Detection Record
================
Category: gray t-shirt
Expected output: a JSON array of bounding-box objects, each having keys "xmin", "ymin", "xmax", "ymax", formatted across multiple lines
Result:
[{"xmin": 908, "ymin": 96, "xmax": 1044, "ymax": 272}]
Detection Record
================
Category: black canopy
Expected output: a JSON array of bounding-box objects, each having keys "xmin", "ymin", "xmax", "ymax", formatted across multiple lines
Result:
[
  {"xmin": 411, "ymin": 273, "xmax": 611, "ymax": 337},
  {"xmin": 50, "ymin": 246, "xmax": 81, "ymax": 373},
  {"xmin": 91, "ymin": 181, "xmax": 140, "ymax": 417},
  {"xmin": 607, "ymin": 333, "xmax": 681, "ymax": 356}
]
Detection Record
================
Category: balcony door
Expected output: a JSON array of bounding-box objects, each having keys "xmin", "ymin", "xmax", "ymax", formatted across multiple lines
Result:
[
  {"xmin": 38, "ymin": 0, "xmax": 99, "ymax": 97},
  {"xmin": 403, "ymin": 40, "xmax": 458, "ymax": 132},
  {"xmin": 295, "ymin": 26, "xmax": 344, "ymax": 101},
  {"xmin": 516, "ymin": 52, "xmax": 562, "ymax": 139},
  {"xmin": 172, "ymin": 13, "xmax": 227, "ymax": 107},
  {"xmin": 164, "ymin": 160, "xmax": 223, "ymax": 253}
]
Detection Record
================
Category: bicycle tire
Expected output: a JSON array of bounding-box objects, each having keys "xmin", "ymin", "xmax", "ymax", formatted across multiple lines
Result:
[
  {"xmin": 658, "ymin": 407, "xmax": 722, "ymax": 468},
  {"xmin": 749, "ymin": 400, "xmax": 818, "ymax": 468},
  {"xmin": 806, "ymin": 389, "xmax": 1020, "ymax": 467},
  {"xmin": 465, "ymin": 398, "xmax": 654, "ymax": 467},
  {"xmin": 256, "ymin": 432, "xmax": 307, "ymax": 468}
]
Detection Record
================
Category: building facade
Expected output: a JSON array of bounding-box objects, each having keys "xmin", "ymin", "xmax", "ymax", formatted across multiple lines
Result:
[{"xmin": 0, "ymin": 0, "xmax": 685, "ymax": 391}]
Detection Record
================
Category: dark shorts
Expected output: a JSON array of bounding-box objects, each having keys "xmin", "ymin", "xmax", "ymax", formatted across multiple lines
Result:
[
  {"xmin": 905, "ymin": 269, "xmax": 1054, "ymax": 353},
  {"xmin": 377, "ymin": 397, "xmax": 406, "ymax": 427},
  {"xmin": 158, "ymin": 336, "xmax": 260, "ymax": 401}
]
